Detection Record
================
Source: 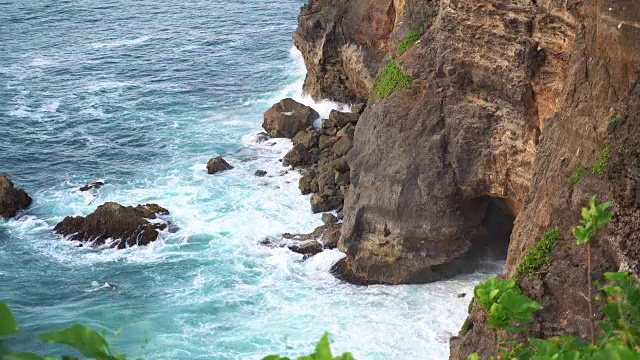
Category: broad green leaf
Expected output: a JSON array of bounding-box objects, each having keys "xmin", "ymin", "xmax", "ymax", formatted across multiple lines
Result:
[
  {"xmin": 0, "ymin": 302, "xmax": 18, "ymax": 337},
  {"xmin": 314, "ymin": 333, "xmax": 333, "ymax": 360},
  {"xmin": 466, "ymin": 354, "xmax": 479, "ymax": 360},
  {"xmin": 39, "ymin": 324, "xmax": 110, "ymax": 358}
]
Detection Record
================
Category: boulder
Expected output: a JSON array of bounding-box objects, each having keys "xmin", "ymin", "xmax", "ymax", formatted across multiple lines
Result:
[
  {"xmin": 310, "ymin": 194, "xmax": 342, "ymax": 213},
  {"xmin": 282, "ymin": 223, "xmax": 341, "ymax": 250},
  {"xmin": 318, "ymin": 135, "xmax": 338, "ymax": 150},
  {"xmin": 282, "ymin": 144, "xmax": 311, "ymax": 167},
  {"xmin": 322, "ymin": 212, "xmax": 339, "ymax": 225},
  {"xmin": 328, "ymin": 110, "xmax": 358, "ymax": 128},
  {"xmin": 335, "ymin": 171, "xmax": 350, "ymax": 187},
  {"xmin": 331, "ymin": 137, "xmax": 352, "ymax": 156},
  {"xmin": 336, "ymin": 123, "xmax": 355, "ymax": 140},
  {"xmin": 207, "ymin": 156, "xmax": 233, "ymax": 174},
  {"xmin": 292, "ymin": 128, "xmax": 319, "ymax": 149},
  {"xmin": 255, "ymin": 170, "xmax": 268, "ymax": 177},
  {"xmin": 299, "ymin": 169, "xmax": 319, "ymax": 195},
  {"xmin": 133, "ymin": 203, "xmax": 170, "ymax": 219},
  {"xmin": 255, "ymin": 132, "xmax": 270, "ymax": 143},
  {"xmin": 0, "ymin": 176, "xmax": 32, "ymax": 219},
  {"xmin": 332, "ymin": 157, "xmax": 350, "ymax": 173},
  {"xmin": 288, "ymin": 240, "xmax": 323, "ymax": 256},
  {"xmin": 262, "ymin": 98, "xmax": 319, "ymax": 138},
  {"xmin": 53, "ymin": 202, "xmax": 170, "ymax": 249},
  {"xmin": 350, "ymin": 103, "xmax": 366, "ymax": 116},
  {"xmin": 79, "ymin": 181, "xmax": 105, "ymax": 192}
]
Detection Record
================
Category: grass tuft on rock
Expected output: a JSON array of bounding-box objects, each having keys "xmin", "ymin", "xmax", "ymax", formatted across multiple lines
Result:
[
  {"xmin": 371, "ymin": 61, "xmax": 412, "ymax": 99},
  {"xmin": 567, "ymin": 167, "xmax": 586, "ymax": 186},
  {"xmin": 397, "ymin": 28, "xmax": 423, "ymax": 56},
  {"xmin": 592, "ymin": 146, "xmax": 611, "ymax": 175},
  {"xmin": 515, "ymin": 227, "xmax": 560, "ymax": 279}
]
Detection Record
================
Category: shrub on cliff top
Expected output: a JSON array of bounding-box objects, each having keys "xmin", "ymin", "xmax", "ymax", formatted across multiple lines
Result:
[
  {"xmin": 397, "ymin": 28, "xmax": 423, "ymax": 56},
  {"xmin": 514, "ymin": 227, "xmax": 560, "ymax": 279},
  {"xmin": 371, "ymin": 61, "xmax": 412, "ymax": 99}
]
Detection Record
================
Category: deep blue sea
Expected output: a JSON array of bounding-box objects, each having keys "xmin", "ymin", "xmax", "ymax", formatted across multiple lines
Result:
[{"xmin": 0, "ymin": 1, "xmax": 499, "ymax": 358}]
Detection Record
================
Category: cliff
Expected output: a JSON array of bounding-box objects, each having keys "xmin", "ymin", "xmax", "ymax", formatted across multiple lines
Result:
[{"xmin": 294, "ymin": 0, "xmax": 640, "ymax": 358}]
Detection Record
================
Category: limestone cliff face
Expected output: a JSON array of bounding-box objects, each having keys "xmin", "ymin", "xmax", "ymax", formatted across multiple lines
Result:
[
  {"xmin": 293, "ymin": 0, "xmax": 437, "ymax": 103},
  {"xmin": 294, "ymin": 0, "xmax": 640, "ymax": 357}
]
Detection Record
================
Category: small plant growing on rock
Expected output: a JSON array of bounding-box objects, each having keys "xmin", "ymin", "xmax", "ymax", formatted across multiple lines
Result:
[
  {"xmin": 514, "ymin": 227, "xmax": 560, "ymax": 279},
  {"xmin": 573, "ymin": 195, "xmax": 613, "ymax": 344},
  {"xmin": 371, "ymin": 61, "xmax": 412, "ymax": 99},
  {"xmin": 608, "ymin": 114, "xmax": 624, "ymax": 126},
  {"xmin": 397, "ymin": 28, "xmax": 423, "ymax": 56},
  {"xmin": 473, "ymin": 277, "xmax": 542, "ymax": 358},
  {"xmin": 568, "ymin": 167, "xmax": 586, "ymax": 186},
  {"xmin": 592, "ymin": 146, "xmax": 611, "ymax": 175}
]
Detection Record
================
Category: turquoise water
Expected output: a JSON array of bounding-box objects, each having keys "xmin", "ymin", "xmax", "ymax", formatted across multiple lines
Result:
[{"xmin": 0, "ymin": 1, "xmax": 499, "ymax": 359}]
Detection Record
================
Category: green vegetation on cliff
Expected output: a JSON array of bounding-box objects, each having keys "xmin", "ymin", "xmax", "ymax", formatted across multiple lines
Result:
[
  {"xmin": 592, "ymin": 146, "xmax": 611, "ymax": 175},
  {"xmin": 568, "ymin": 167, "xmax": 586, "ymax": 186},
  {"xmin": 371, "ymin": 61, "xmax": 412, "ymax": 99},
  {"xmin": 514, "ymin": 227, "xmax": 560, "ymax": 279},
  {"xmin": 397, "ymin": 28, "xmax": 423, "ymax": 56}
]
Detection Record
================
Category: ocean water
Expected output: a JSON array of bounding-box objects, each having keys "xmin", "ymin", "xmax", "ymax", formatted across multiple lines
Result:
[{"xmin": 0, "ymin": 1, "xmax": 500, "ymax": 359}]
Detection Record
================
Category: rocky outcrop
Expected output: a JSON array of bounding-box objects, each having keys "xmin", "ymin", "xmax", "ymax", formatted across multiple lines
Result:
[
  {"xmin": 282, "ymin": 106, "xmax": 363, "ymax": 214},
  {"xmin": 262, "ymin": 98, "xmax": 320, "ymax": 138},
  {"xmin": 0, "ymin": 176, "xmax": 32, "ymax": 219},
  {"xmin": 53, "ymin": 202, "xmax": 170, "ymax": 248},
  {"xmin": 295, "ymin": 0, "xmax": 640, "ymax": 357},
  {"xmin": 207, "ymin": 156, "xmax": 233, "ymax": 174},
  {"xmin": 260, "ymin": 223, "xmax": 341, "ymax": 256}
]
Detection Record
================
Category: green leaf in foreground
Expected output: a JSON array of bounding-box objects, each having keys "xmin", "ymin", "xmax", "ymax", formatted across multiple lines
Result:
[
  {"xmin": 0, "ymin": 301, "xmax": 18, "ymax": 337},
  {"xmin": 39, "ymin": 324, "xmax": 112, "ymax": 359}
]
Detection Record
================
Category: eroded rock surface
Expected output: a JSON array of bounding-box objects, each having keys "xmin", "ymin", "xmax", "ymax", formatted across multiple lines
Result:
[{"xmin": 293, "ymin": 0, "xmax": 435, "ymax": 103}]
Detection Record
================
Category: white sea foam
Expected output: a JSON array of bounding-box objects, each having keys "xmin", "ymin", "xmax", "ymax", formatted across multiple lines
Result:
[{"xmin": 91, "ymin": 36, "xmax": 151, "ymax": 49}]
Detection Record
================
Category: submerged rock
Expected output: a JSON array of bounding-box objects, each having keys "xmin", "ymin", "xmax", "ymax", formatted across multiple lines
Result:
[
  {"xmin": 262, "ymin": 98, "xmax": 319, "ymax": 138},
  {"xmin": 288, "ymin": 240, "xmax": 323, "ymax": 256},
  {"xmin": 79, "ymin": 181, "xmax": 105, "ymax": 192},
  {"xmin": 254, "ymin": 170, "xmax": 267, "ymax": 177},
  {"xmin": 207, "ymin": 156, "xmax": 233, "ymax": 174},
  {"xmin": 0, "ymin": 176, "xmax": 32, "ymax": 219},
  {"xmin": 53, "ymin": 202, "xmax": 170, "ymax": 249}
]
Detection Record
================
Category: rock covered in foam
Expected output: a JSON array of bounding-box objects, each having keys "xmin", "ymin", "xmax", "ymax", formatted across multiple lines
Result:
[
  {"xmin": 0, "ymin": 176, "xmax": 32, "ymax": 219},
  {"xmin": 260, "ymin": 223, "xmax": 341, "ymax": 257},
  {"xmin": 53, "ymin": 202, "xmax": 170, "ymax": 249}
]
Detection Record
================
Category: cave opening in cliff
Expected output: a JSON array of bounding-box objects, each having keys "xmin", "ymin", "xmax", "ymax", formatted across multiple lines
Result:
[{"xmin": 472, "ymin": 197, "xmax": 516, "ymax": 261}]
